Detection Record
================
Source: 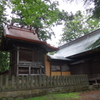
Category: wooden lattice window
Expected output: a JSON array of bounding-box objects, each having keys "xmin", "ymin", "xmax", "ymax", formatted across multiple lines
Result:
[
  {"xmin": 61, "ymin": 65, "xmax": 69, "ymax": 71},
  {"xmin": 51, "ymin": 63, "xmax": 69, "ymax": 71},
  {"xmin": 51, "ymin": 65, "xmax": 61, "ymax": 71}
]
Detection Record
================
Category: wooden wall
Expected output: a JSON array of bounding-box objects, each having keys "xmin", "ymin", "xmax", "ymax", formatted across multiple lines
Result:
[
  {"xmin": 90, "ymin": 55, "xmax": 100, "ymax": 75},
  {"xmin": 70, "ymin": 62, "xmax": 89, "ymax": 75},
  {"xmin": 45, "ymin": 55, "xmax": 50, "ymax": 76},
  {"xmin": 62, "ymin": 71, "xmax": 71, "ymax": 75},
  {"xmin": 70, "ymin": 53, "xmax": 100, "ymax": 76},
  {"xmin": 10, "ymin": 47, "xmax": 71, "ymax": 76},
  {"xmin": 51, "ymin": 71, "xmax": 70, "ymax": 76},
  {"xmin": 10, "ymin": 47, "xmax": 46, "ymax": 76},
  {"xmin": 50, "ymin": 61, "xmax": 71, "ymax": 76},
  {"xmin": 44, "ymin": 56, "xmax": 71, "ymax": 76},
  {"xmin": 51, "ymin": 72, "xmax": 61, "ymax": 76}
]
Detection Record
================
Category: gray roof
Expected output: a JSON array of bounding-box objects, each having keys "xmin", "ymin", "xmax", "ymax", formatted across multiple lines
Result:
[{"xmin": 54, "ymin": 28, "xmax": 100, "ymax": 58}]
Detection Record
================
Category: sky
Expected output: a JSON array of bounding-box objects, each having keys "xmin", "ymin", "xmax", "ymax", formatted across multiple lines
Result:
[{"xmin": 47, "ymin": 0, "xmax": 94, "ymax": 47}]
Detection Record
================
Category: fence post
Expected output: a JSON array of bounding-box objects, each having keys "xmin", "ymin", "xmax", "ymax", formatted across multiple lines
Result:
[
  {"xmin": 30, "ymin": 76, "xmax": 34, "ymax": 88},
  {"xmin": 38, "ymin": 75, "xmax": 41, "ymax": 87},
  {"xmin": 84, "ymin": 75, "xmax": 89, "ymax": 85},
  {"xmin": 45, "ymin": 76, "xmax": 48, "ymax": 86},
  {"xmin": 34, "ymin": 75, "xmax": 37, "ymax": 87},
  {"xmin": 75, "ymin": 75, "xmax": 77, "ymax": 85},
  {"xmin": 0, "ymin": 75, "xmax": 3, "ymax": 91},
  {"xmin": 16, "ymin": 76, "xmax": 20, "ymax": 89},
  {"xmin": 26, "ymin": 76, "xmax": 29, "ymax": 88},
  {"xmin": 65, "ymin": 76, "xmax": 68, "ymax": 85},
  {"xmin": 56, "ymin": 76, "xmax": 59, "ymax": 86},
  {"xmin": 11, "ymin": 75, "xmax": 15, "ymax": 89},
  {"xmin": 62, "ymin": 76, "xmax": 65, "ymax": 85},
  {"xmin": 5, "ymin": 75, "xmax": 9, "ymax": 89},
  {"xmin": 50, "ymin": 76, "xmax": 52, "ymax": 86},
  {"xmin": 21, "ymin": 76, "xmax": 24, "ymax": 89},
  {"xmin": 67, "ymin": 76, "xmax": 70, "ymax": 85},
  {"xmin": 64, "ymin": 76, "xmax": 66, "ymax": 85},
  {"xmin": 54, "ymin": 76, "xmax": 56, "ymax": 86},
  {"xmin": 72, "ymin": 75, "xmax": 74, "ymax": 85},
  {"xmin": 42, "ymin": 75, "xmax": 46, "ymax": 87},
  {"xmin": 59, "ymin": 76, "xmax": 62, "ymax": 85},
  {"xmin": 53, "ymin": 76, "xmax": 56, "ymax": 86}
]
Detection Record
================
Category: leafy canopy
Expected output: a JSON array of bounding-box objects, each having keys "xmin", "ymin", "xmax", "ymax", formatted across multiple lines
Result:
[
  {"xmin": 59, "ymin": 11, "xmax": 100, "ymax": 44},
  {"xmin": 0, "ymin": 0, "xmax": 10, "ymax": 72},
  {"xmin": 10, "ymin": 0, "xmax": 60, "ymax": 25},
  {"xmin": 10, "ymin": 0, "xmax": 62, "ymax": 41}
]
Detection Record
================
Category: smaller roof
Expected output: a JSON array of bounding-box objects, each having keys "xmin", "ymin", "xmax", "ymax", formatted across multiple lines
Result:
[{"xmin": 1, "ymin": 24, "xmax": 58, "ymax": 52}]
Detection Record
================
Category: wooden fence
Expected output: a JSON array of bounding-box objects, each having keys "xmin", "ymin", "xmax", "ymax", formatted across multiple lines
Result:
[{"xmin": 0, "ymin": 75, "xmax": 89, "ymax": 91}]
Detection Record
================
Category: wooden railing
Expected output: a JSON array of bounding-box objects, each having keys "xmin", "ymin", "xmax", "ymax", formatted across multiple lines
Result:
[{"xmin": 0, "ymin": 75, "xmax": 89, "ymax": 91}]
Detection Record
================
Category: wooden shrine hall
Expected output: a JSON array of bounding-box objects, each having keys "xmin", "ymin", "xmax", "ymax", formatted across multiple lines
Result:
[{"xmin": 0, "ymin": 24, "xmax": 59, "ymax": 76}]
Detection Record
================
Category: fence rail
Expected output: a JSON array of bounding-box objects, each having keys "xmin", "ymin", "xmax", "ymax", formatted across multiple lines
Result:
[{"xmin": 0, "ymin": 75, "xmax": 89, "ymax": 91}]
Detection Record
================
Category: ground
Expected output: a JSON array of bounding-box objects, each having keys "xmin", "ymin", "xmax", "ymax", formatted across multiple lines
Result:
[
  {"xmin": 25, "ymin": 90, "xmax": 100, "ymax": 100},
  {"xmin": 1, "ymin": 90, "xmax": 100, "ymax": 100},
  {"xmin": 79, "ymin": 91, "xmax": 100, "ymax": 100}
]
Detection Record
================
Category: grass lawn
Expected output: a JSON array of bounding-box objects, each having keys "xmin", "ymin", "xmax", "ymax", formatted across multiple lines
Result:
[{"xmin": 24, "ymin": 92, "xmax": 80, "ymax": 100}]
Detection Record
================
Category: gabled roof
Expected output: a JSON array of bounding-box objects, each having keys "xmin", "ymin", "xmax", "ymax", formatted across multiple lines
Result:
[
  {"xmin": 0, "ymin": 24, "xmax": 58, "ymax": 52},
  {"xmin": 54, "ymin": 28, "xmax": 100, "ymax": 58}
]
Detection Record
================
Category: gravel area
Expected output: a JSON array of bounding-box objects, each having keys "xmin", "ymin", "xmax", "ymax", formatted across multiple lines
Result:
[{"xmin": 79, "ymin": 91, "xmax": 100, "ymax": 100}]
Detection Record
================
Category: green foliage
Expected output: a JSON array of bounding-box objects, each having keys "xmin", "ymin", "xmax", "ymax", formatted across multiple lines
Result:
[
  {"xmin": 10, "ymin": 0, "xmax": 62, "ymax": 41},
  {"xmin": 10, "ymin": 0, "xmax": 60, "ymax": 25},
  {"xmin": 60, "ymin": 11, "xmax": 100, "ymax": 44},
  {"xmin": 48, "ymin": 51, "xmax": 56, "ymax": 55},
  {"xmin": 93, "ymin": 0, "xmax": 100, "ymax": 19},
  {"xmin": 0, "ymin": 52, "xmax": 9, "ymax": 72},
  {"xmin": 0, "ymin": 0, "xmax": 10, "ymax": 72}
]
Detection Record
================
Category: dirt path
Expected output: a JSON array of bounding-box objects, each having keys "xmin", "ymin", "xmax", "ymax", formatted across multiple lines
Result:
[{"xmin": 79, "ymin": 91, "xmax": 100, "ymax": 100}]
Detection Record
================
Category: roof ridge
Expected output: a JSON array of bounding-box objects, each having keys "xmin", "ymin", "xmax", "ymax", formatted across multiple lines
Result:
[{"xmin": 7, "ymin": 25, "xmax": 36, "ymax": 33}]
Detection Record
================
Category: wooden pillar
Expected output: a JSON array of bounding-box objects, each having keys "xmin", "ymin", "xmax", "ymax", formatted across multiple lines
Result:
[{"xmin": 44, "ymin": 55, "xmax": 50, "ymax": 76}]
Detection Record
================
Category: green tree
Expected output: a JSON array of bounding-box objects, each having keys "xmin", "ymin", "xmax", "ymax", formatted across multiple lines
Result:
[
  {"xmin": 59, "ymin": 11, "xmax": 100, "ymax": 44},
  {"xmin": 9, "ymin": 0, "xmax": 62, "ymax": 41},
  {"xmin": 0, "ymin": 0, "xmax": 9, "ymax": 72}
]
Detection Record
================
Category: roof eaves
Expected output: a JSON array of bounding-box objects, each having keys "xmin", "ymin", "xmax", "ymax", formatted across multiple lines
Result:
[{"xmin": 6, "ymin": 34, "xmax": 58, "ymax": 52}]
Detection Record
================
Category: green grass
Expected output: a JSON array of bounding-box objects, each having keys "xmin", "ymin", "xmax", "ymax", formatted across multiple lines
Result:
[
  {"xmin": 0, "ymin": 92, "xmax": 80, "ymax": 100},
  {"xmin": 24, "ymin": 92, "xmax": 80, "ymax": 100}
]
